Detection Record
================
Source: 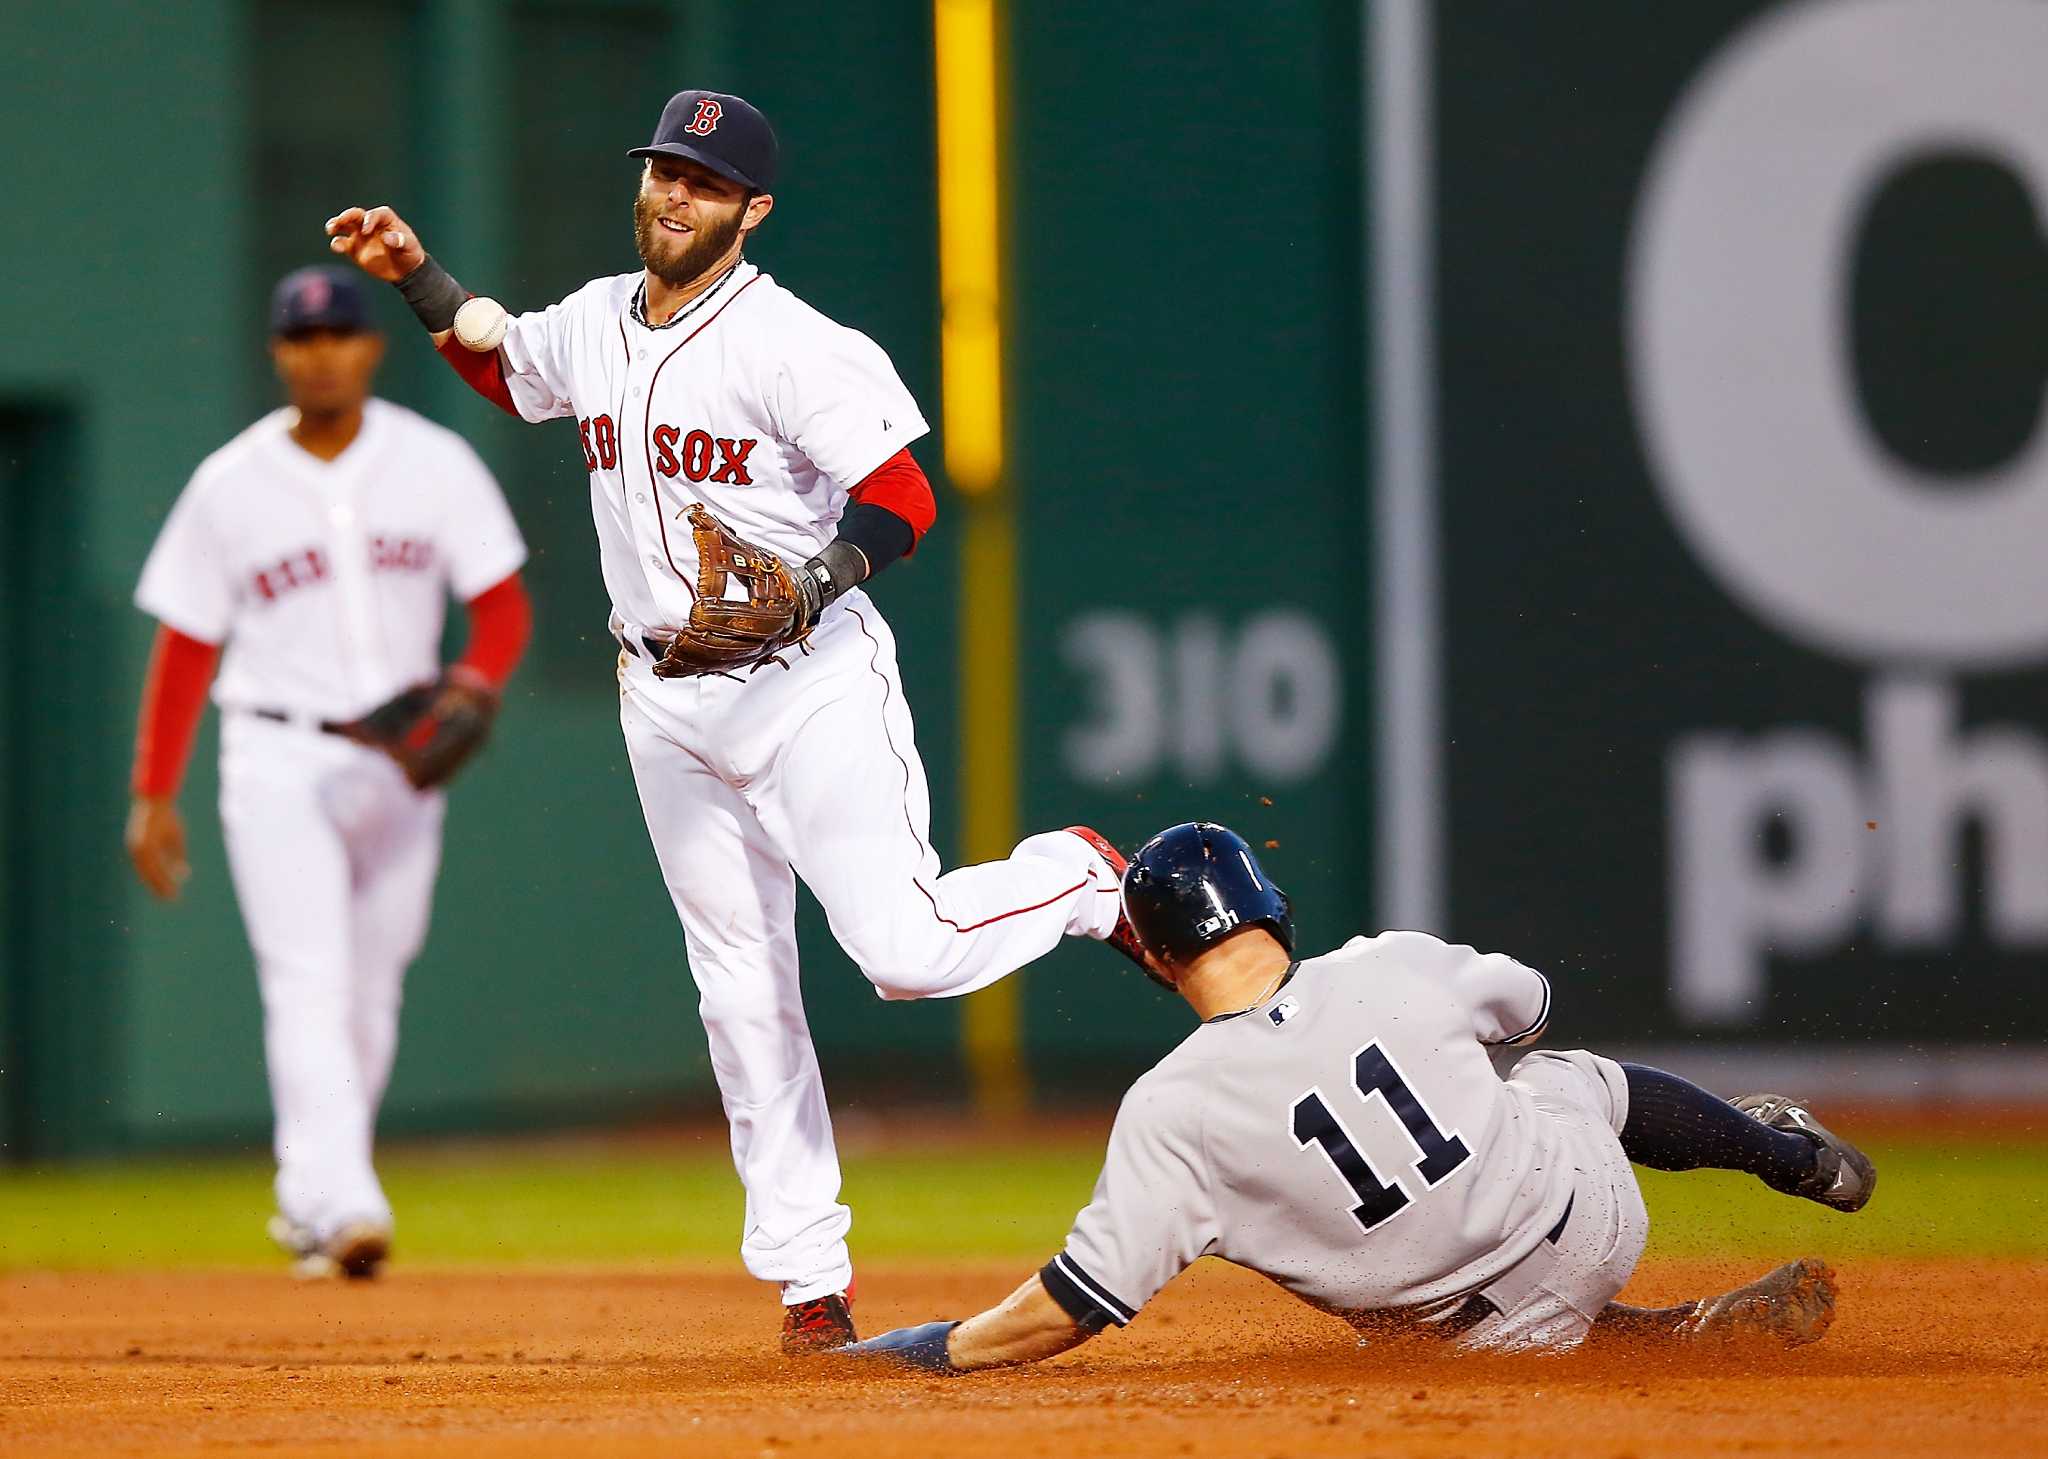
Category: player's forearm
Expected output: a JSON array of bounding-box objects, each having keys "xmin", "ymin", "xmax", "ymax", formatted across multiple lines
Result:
[
  {"xmin": 455, "ymin": 573, "xmax": 533, "ymax": 689},
  {"xmin": 382, "ymin": 254, "xmax": 516, "ymax": 415},
  {"xmin": 131, "ymin": 623, "xmax": 220, "ymax": 799},
  {"xmin": 793, "ymin": 451, "xmax": 933, "ymax": 617},
  {"xmin": 799, "ymin": 503, "xmax": 907, "ymax": 613},
  {"xmin": 434, "ymin": 332, "xmax": 518, "ymax": 416},
  {"xmin": 840, "ymin": 1275, "xmax": 1093, "ymax": 1374},
  {"xmin": 947, "ymin": 1276, "xmax": 1093, "ymax": 1370},
  {"xmin": 846, "ymin": 448, "xmax": 936, "ymax": 548}
]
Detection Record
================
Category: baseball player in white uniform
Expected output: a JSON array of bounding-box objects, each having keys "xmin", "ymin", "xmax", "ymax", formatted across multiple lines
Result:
[
  {"xmin": 127, "ymin": 266, "xmax": 532, "ymax": 1279},
  {"xmin": 322, "ymin": 90, "xmax": 1138, "ymax": 1350},
  {"xmin": 845, "ymin": 823, "xmax": 1877, "ymax": 1372}
]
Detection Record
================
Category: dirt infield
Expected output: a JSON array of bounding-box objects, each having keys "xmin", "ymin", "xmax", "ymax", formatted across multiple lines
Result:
[{"xmin": 4, "ymin": 1258, "xmax": 2043, "ymax": 1458}]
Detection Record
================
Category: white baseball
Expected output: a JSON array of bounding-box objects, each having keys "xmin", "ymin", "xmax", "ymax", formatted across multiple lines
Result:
[{"xmin": 452, "ymin": 296, "xmax": 509, "ymax": 352}]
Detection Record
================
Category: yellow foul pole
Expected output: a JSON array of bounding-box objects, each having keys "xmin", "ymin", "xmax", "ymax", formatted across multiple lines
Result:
[{"xmin": 934, "ymin": 0, "xmax": 1025, "ymax": 1117}]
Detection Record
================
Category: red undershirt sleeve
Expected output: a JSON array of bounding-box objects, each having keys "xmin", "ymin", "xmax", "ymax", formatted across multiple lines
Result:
[
  {"xmin": 132, "ymin": 624, "xmax": 221, "ymax": 799},
  {"xmin": 453, "ymin": 572, "xmax": 533, "ymax": 690},
  {"xmin": 436, "ymin": 333, "xmax": 519, "ymax": 417},
  {"xmin": 846, "ymin": 448, "xmax": 937, "ymax": 552}
]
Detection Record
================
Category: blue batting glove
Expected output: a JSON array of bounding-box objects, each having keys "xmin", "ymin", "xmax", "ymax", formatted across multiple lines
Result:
[{"xmin": 839, "ymin": 1320, "xmax": 961, "ymax": 1372}]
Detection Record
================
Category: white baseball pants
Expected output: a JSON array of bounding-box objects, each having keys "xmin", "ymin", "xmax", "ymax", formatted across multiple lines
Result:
[
  {"xmin": 219, "ymin": 713, "xmax": 443, "ymax": 1242},
  {"xmin": 1458, "ymin": 1050, "xmax": 1649, "ymax": 1352},
  {"xmin": 617, "ymin": 594, "xmax": 1121, "ymax": 1302}
]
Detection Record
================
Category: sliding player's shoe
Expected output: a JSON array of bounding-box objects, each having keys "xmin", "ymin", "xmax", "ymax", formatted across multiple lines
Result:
[
  {"xmin": 1685, "ymin": 1258, "xmax": 1838, "ymax": 1348},
  {"xmin": 1730, "ymin": 1094, "xmax": 1877, "ymax": 1212}
]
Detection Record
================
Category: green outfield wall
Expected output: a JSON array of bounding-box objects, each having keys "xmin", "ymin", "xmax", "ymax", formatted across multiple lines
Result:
[
  {"xmin": 1005, "ymin": 0, "xmax": 1372, "ymax": 1083},
  {"xmin": 0, "ymin": 0, "xmax": 968, "ymax": 1156},
  {"xmin": 5, "ymin": 0, "xmax": 2043, "ymax": 1157},
  {"xmin": 1430, "ymin": 0, "xmax": 2048, "ymax": 1047}
]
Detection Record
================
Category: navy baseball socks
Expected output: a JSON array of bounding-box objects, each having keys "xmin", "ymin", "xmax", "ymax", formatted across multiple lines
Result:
[{"xmin": 1618, "ymin": 1064, "xmax": 1876, "ymax": 1213}]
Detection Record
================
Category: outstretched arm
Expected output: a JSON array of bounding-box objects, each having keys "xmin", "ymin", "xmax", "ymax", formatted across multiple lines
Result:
[
  {"xmin": 326, "ymin": 206, "xmax": 520, "ymax": 412},
  {"xmin": 846, "ymin": 1081, "xmax": 1211, "ymax": 1374},
  {"xmin": 954, "ymin": 1273, "xmax": 1094, "ymax": 1366},
  {"xmin": 324, "ymin": 205, "xmax": 437, "ymax": 330},
  {"xmin": 841, "ymin": 1273, "xmax": 1092, "ymax": 1373}
]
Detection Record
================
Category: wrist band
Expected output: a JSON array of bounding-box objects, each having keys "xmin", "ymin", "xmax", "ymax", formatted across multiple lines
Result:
[
  {"xmin": 395, "ymin": 256, "xmax": 467, "ymax": 334},
  {"xmin": 802, "ymin": 540, "xmax": 871, "ymax": 616}
]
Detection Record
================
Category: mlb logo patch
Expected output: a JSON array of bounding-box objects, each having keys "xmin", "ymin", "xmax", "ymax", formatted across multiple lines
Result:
[{"xmin": 1269, "ymin": 997, "xmax": 1300, "ymax": 1027}]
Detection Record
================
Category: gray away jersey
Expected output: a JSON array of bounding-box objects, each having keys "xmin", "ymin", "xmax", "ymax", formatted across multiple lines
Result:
[{"xmin": 1040, "ymin": 932, "xmax": 1567, "ymax": 1331}]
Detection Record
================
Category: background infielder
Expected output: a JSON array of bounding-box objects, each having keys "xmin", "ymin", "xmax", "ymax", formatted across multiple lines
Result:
[
  {"xmin": 128, "ymin": 267, "xmax": 532, "ymax": 1278},
  {"xmin": 846, "ymin": 822, "xmax": 1877, "ymax": 1372},
  {"xmin": 323, "ymin": 90, "xmax": 1135, "ymax": 1350}
]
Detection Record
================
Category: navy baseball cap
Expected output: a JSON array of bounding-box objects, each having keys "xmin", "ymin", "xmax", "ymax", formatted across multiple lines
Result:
[
  {"xmin": 628, "ymin": 90, "xmax": 778, "ymax": 191},
  {"xmin": 270, "ymin": 266, "xmax": 374, "ymax": 336}
]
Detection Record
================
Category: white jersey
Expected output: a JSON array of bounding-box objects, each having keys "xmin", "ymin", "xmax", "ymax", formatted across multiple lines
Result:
[
  {"xmin": 135, "ymin": 398, "xmax": 527, "ymax": 721},
  {"xmin": 1042, "ymin": 932, "xmax": 1575, "ymax": 1331},
  {"xmin": 523, "ymin": 257, "xmax": 1121, "ymax": 1308},
  {"xmin": 495, "ymin": 261, "xmax": 928, "ymax": 638}
]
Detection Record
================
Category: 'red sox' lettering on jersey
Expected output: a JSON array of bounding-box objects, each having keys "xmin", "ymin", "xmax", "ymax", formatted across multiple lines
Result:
[
  {"xmin": 248, "ymin": 535, "xmax": 442, "ymax": 605},
  {"xmin": 370, "ymin": 536, "xmax": 437, "ymax": 574},
  {"xmin": 251, "ymin": 547, "xmax": 329, "ymax": 602},
  {"xmin": 579, "ymin": 413, "xmax": 619, "ymax": 472},
  {"xmin": 651, "ymin": 427, "xmax": 757, "ymax": 484},
  {"xmin": 498, "ymin": 263, "xmax": 929, "ymax": 632},
  {"xmin": 139, "ymin": 401, "xmax": 526, "ymax": 721}
]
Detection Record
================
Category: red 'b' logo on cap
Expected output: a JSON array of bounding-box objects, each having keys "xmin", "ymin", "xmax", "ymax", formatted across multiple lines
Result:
[{"xmin": 685, "ymin": 99, "xmax": 723, "ymax": 136}]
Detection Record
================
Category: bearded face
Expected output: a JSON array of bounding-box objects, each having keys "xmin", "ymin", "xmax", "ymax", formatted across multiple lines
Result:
[{"xmin": 634, "ymin": 174, "xmax": 751, "ymax": 288}]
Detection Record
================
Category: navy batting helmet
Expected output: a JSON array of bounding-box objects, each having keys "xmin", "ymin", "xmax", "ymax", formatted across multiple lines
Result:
[{"xmin": 1121, "ymin": 822, "xmax": 1294, "ymax": 971}]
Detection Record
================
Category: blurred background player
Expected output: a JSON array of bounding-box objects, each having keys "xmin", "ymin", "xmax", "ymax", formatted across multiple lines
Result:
[
  {"xmin": 845, "ymin": 822, "xmax": 1872, "ymax": 1371},
  {"xmin": 323, "ymin": 89, "xmax": 1134, "ymax": 1350},
  {"xmin": 125, "ymin": 266, "xmax": 533, "ymax": 1278}
]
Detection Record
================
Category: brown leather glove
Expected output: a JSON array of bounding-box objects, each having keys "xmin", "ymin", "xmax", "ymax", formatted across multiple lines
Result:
[
  {"xmin": 333, "ymin": 670, "xmax": 499, "ymax": 789},
  {"xmin": 654, "ymin": 504, "xmax": 819, "ymax": 678}
]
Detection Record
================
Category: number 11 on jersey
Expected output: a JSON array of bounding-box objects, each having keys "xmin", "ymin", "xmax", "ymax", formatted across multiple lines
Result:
[{"xmin": 1291, "ymin": 1041, "xmax": 1473, "ymax": 1234}]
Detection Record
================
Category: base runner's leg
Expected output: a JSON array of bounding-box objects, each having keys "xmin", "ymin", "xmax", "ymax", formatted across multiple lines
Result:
[
  {"xmin": 621, "ymin": 690, "xmax": 852, "ymax": 1303},
  {"xmin": 1592, "ymin": 1300, "xmax": 1703, "ymax": 1339},
  {"xmin": 1593, "ymin": 1258, "xmax": 1838, "ymax": 1348},
  {"xmin": 344, "ymin": 766, "xmax": 445, "ymax": 1118},
  {"xmin": 749, "ymin": 604, "xmax": 1121, "ymax": 1001},
  {"xmin": 1461, "ymin": 1051, "xmax": 1650, "ymax": 1352},
  {"xmin": 1617, "ymin": 1064, "xmax": 1820, "ymax": 1191},
  {"xmin": 219, "ymin": 722, "xmax": 387, "ymax": 1235}
]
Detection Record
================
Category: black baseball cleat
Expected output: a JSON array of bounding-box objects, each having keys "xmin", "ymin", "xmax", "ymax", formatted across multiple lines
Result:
[
  {"xmin": 1063, "ymin": 825, "xmax": 1148, "ymax": 971},
  {"xmin": 1730, "ymin": 1094, "xmax": 1878, "ymax": 1213},
  {"xmin": 781, "ymin": 1292, "xmax": 857, "ymax": 1355}
]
